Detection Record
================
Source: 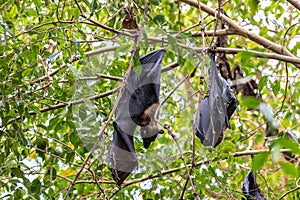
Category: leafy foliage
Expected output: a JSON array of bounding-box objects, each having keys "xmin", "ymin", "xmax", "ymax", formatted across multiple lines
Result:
[{"xmin": 0, "ymin": 0, "xmax": 299, "ymax": 199}]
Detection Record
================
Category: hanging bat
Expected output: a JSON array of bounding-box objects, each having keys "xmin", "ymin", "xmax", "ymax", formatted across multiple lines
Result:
[
  {"xmin": 129, "ymin": 49, "xmax": 166, "ymax": 148},
  {"xmin": 242, "ymin": 169, "xmax": 266, "ymax": 200},
  {"xmin": 109, "ymin": 48, "xmax": 166, "ymax": 186},
  {"xmin": 196, "ymin": 53, "xmax": 238, "ymax": 147},
  {"xmin": 121, "ymin": 6, "xmax": 139, "ymax": 30}
]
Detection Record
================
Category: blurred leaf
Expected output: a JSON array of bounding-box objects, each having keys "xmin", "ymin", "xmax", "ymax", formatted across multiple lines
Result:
[
  {"xmin": 29, "ymin": 149, "xmax": 36, "ymax": 159},
  {"xmin": 66, "ymin": 152, "xmax": 75, "ymax": 163},
  {"xmin": 153, "ymin": 14, "xmax": 166, "ymax": 26},
  {"xmin": 167, "ymin": 35, "xmax": 177, "ymax": 50},
  {"xmin": 252, "ymin": 152, "xmax": 268, "ymax": 172},
  {"xmin": 149, "ymin": 0, "xmax": 161, "ymax": 6},
  {"xmin": 259, "ymin": 102, "xmax": 274, "ymax": 121},
  {"xmin": 183, "ymin": 53, "xmax": 195, "ymax": 74},
  {"xmin": 11, "ymin": 168, "xmax": 25, "ymax": 178},
  {"xmin": 90, "ymin": 0, "xmax": 96, "ymax": 16},
  {"xmin": 258, "ymin": 76, "xmax": 268, "ymax": 91},
  {"xmin": 133, "ymin": 54, "xmax": 142, "ymax": 76},
  {"xmin": 249, "ymin": 0, "xmax": 259, "ymax": 14},
  {"xmin": 271, "ymin": 80, "xmax": 280, "ymax": 96},
  {"xmin": 238, "ymin": 51, "xmax": 254, "ymax": 67},
  {"xmin": 115, "ymin": 44, "xmax": 131, "ymax": 55},
  {"xmin": 59, "ymin": 168, "xmax": 76, "ymax": 177},
  {"xmin": 30, "ymin": 178, "xmax": 42, "ymax": 195},
  {"xmin": 240, "ymin": 97, "xmax": 260, "ymax": 109},
  {"xmin": 278, "ymin": 161, "xmax": 298, "ymax": 177}
]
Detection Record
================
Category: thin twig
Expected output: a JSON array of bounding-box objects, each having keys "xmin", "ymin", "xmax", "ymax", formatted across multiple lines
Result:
[
  {"xmin": 121, "ymin": 148, "xmax": 293, "ymax": 187},
  {"xmin": 278, "ymin": 177, "xmax": 300, "ymax": 200},
  {"xmin": 276, "ymin": 22, "xmax": 300, "ymax": 114},
  {"xmin": 4, "ymin": 87, "xmax": 120, "ymax": 127},
  {"xmin": 86, "ymin": 168, "xmax": 107, "ymax": 199},
  {"xmin": 86, "ymin": 46, "xmax": 300, "ymax": 65},
  {"xmin": 76, "ymin": 74, "xmax": 123, "ymax": 82},
  {"xmin": 26, "ymin": 81, "xmax": 53, "ymax": 94},
  {"xmin": 158, "ymin": 122, "xmax": 201, "ymax": 199},
  {"xmin": 208, "ymin": 0, "xmax": 221, "ymax": 47}
]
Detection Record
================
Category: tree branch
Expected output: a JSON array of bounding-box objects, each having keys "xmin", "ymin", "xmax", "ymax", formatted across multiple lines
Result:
[
  {"xmin": 287, "ymin": 0, "xmax": 300, "ymax": 10},
  {"xmin": 121, "ymin": 148, "xmax": 292, "ymax": 187},
  {"xmin": 278, "ymin": 177, "xmax": 300, "ymax": 199},
  {"xmin": 76, "ymin": 74, "xmax": 123, "ymax": 82},
  {"xmin": 4, "ymin": 87, "xmax": 120, "ymax": 126},
  {"xmin": 178, "ymin": 0, "xmax": 300, "ymax": 69},
  {"xmin": 87, "ymin": 45, "xmax": 300, "ymax": 65},
  {"xmin": 210, "ymin": 47, "xmax": 300, "ymax": 64}
]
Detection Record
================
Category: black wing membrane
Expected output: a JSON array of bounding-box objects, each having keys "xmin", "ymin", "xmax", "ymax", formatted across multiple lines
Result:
[
  {"xmin": 109, "ymin": 49, "xmax": 166, "ymax": 186},
  {"xmin": 196, "ymin": 53, "xmax": 238, "ymax": 147},
  {"xmin": 242, "ymin": 169, "xmax": 267, "ymax": 200}
]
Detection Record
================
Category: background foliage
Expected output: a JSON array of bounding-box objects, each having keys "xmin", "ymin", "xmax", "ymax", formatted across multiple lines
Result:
[{"xmin": 0, "ymin": 0, "xmax": 299, "ymax": 199}]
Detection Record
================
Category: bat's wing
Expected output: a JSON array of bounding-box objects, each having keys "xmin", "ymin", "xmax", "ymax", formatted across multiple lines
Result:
[
  {"xmin": 110, "ymin": 121, "xmax": 137, "ymax": 186},
  {"xmin": 196, "ymin": 53, "xmax": 238, "ymax": 147},
  {"xmin": 242, "ymin": 170, "xmax": 266, "ymax": 200},
  {"xmin": 109, "ymin": 62, "xmax": 139, "ymax": 186},
  {"xmin": 129, "ymin": 48, "xmax": 166, "ymax": 148}
]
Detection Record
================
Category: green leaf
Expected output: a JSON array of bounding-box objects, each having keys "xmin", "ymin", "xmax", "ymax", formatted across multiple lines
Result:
[
  {"xmin": 279, "ymin": 161, "xmax": 299, "ymax": 177},
  {"xmin": 46, "ymin": 167, "xmax": 57, "ymax": 181},
  {"xmin": 66, "ymin": 152, "xmax": 75, "ymax": 163},
  {"xmin": 271, "ymin": 80, "xmax": 280, "ymax": 96},
  {"xmin": 258, "ymin": 76, "xmax": 268, "ymax": 91},
  {"xmin": 11, "ymin": 168, "xmax": 25, "ymax": 178},
  {"xmin": 139, "ymin": 30, "xmax": 149, "ymax": 52},
  {"xmin": 252, "ymin": 152, "xmax": 268, "ymax": 172},
  {"xmin": 183, "ymin": 53, "xmax": 195, "ymax": 74},
  {"xmin": 239, "ymin": 51, "xmax": 254, "ymax": 68},
  {"xmin": 115, "ymin": 44, "xmax": 131, "ymax": 56},
  {"xmin": 9, "ymin": 5, "xmax": 18, "ymax": 18},
  {"xmin": 153, "ymin": 14, "xmax": 166, "ymax": 26},
  {"xmin": 249, "ymin": 0, "xmax": 259, "ymax": 14},
  {"xmin": 167, "ymin": 34, "xmax": 178, "ymax": 54},
  {"xmin": 69, "ymin": 132, "xmax": 82, "ymax": 147},
  {"xmin": 149, "ymin": 0, "xmax": 161, "ymax": 6},
  {"xmin": 90, "ymin": 0, "xmax": 96, "ymax": 16},
  {"xmin": 133, "ymin": 54, "xmax": 142, "ymax": 77},
  {"xmin": 30, "ymin": 178, "xmax": 42, "ymax": 195},
  {"xmin": 240, "ymin": 97, "xmax": 260, "ymax": 109},
  {"xmin": 276, "ymin": 138, "xmax": 300, "ymax": 154},
  {"xmin": 33, "ymin": 0, "xmax": 42, "ymax": 7}
]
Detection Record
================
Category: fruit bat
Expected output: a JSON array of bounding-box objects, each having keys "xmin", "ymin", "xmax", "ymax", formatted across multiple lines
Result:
[
  {"xmin": 121, "ymin": 6, "xmax": 139, "ymax": 30},
  {"xmin": 232, "ymin": 64, "xmax": 259, "ymax": 98},
  {"xmin": 242, "ymin": 169, "xmax": 266, "ymax": 200},
  {"xmin": 109, "ymin": 48, "xmax": 166, "ymax": 186},
  {"xmin": 129, "ymin": 48, "xmax": 166, "ymax": 148},
  {"xmin": 196, "ymin": 53, "xmax": 238, "ymax": 147}
]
